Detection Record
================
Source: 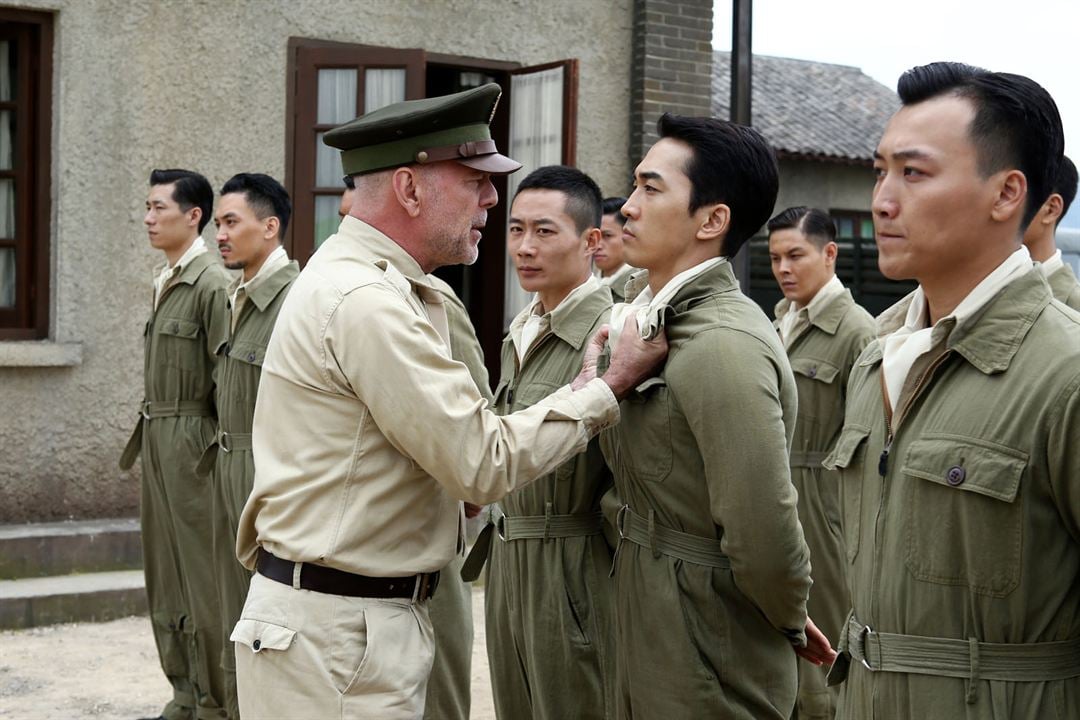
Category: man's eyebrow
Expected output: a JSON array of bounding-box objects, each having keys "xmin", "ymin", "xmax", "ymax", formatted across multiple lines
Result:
[
  {"xmin": 508, "ymin": 216, "xmax": 556, "ymax": 226},
  {"xmin": 635, "ymin": 170, "xmax": 664, "ymax": 183},
  {"xmin": 874, "ymin": 148, "xmax": 934, "ymax": 161}
]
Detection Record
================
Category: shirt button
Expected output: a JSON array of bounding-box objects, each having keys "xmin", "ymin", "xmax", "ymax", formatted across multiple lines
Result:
[
  {"xmin": 946, "ymin": 465, "xmax": 966, "ymax": 486},
  {"xmin": 808, "ymin": 366, "xmax": 818, "ymax": 378},
  {"xmin": 247, "ymin": 352, "xmax": 256, "ymax": 362},
  {"xmin": 170, "ymin": 322, "xmax": 179, "ymax": 333},
  {"xmin": 252, "ymin": 638, "xmax": 261, "ymax": 651}
]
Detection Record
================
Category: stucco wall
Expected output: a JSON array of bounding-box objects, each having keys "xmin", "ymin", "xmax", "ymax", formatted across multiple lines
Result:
[
  {"xmin": 0, "ymin": 0, "xmax": 634, "ymax": 522},
  {"xmin": 774, "ymin": 158, "xmax": 876, "ymax": 214}
]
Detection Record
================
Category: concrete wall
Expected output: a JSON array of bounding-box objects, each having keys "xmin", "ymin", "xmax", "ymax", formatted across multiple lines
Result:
[
  {"xmin": 774, "ymin": 158, "xmax": 876, "ymax": 214},
  {"xmin": 0, "ymin": 0, "xmax": 635, "ymax": 522}
]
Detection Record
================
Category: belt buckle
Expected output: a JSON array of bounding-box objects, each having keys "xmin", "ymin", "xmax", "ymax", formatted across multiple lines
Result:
[
  {"xmin": 141, "ymin": 401, "xmax": 152, "ymax": 420},
  {"xmin": 495, "ymin": 514, "xmax": 508, "ymax": 542},
  {"xmin": 219, "ymin": 431, "xmax": 231, "ymax": 453},
  {"xmin": 615, "ymin": 504, "xmax": 629, "ymax": 540},
  {"xmin": 857, "ymin": 623, "xmax": 875, "ymax": 671}
]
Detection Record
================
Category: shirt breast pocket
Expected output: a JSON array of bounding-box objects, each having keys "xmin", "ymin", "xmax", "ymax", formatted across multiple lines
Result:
[
  {"xmin": 229, "ymin": 341, "xmax": 266, "ymax": 368},
  {"xmin": 620, "ymin": 376, "xmax": 673, "ymax": 483},
  {"xmin": 824, "ymin": 424, "xmax": 871, "ymax": 563},
  {"xmin": 156, "ymin": 317, "xmax": 202, "ymax": 371},
  {"xmin": 900, "ymin": 434, "xmax": 1026, "ymax": 597},
  {"xmin": 791, "ymin": 357, "xmax": 842, "ymax": 435}
]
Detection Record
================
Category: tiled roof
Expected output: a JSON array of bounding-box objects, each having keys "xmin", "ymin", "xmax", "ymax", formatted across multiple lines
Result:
[{"xmin": 712, "ymin": 51, "xmax": 899, "ymax": 164}]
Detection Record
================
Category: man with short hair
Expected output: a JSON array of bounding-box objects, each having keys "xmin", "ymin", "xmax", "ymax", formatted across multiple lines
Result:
[
  {"xmin": 1022, "ymin": 155, "xmax": 1079, "ymax": 309},
  {"xmin": 467, "ymin": 165, "xmax": 616, "ymax": 719},
  {"xmin": 595, "ymin": 196, "xmax": 635, "ymax": 302},
  {"xmin": 120, "ymin": 168, "xmax": 231, "ymax": 720},
  {"xmin": 768, "ymin": 206, "xmax": 876, "ymax": 719},
  {"xmin": 231, "ymin": 85, "xmax": 666, "ymax": 719},
  {"xmin": 599, "ymin": 114, "xmax": 832, "ymax": 718},
  {"xmin": 199, "ymin": 173, "xmax": 299, "ymax": 720},
  {"xmin": 827, "ymin": 62, "xmax": 1080, "ymax": 718}
]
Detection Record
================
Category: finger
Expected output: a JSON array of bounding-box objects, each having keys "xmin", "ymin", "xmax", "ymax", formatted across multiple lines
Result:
[
  {"xmin": 621, "ymin": 313, "xmax": 639, "ymax": 337},
  {"xmin": 591, "ymin": 324, "xmax": 611, "ymax": 347}
]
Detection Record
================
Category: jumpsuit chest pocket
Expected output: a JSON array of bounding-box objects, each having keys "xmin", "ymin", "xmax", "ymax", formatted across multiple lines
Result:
[
  {"xmin": 824, "ymin": 424, "xmax": 871, "ymax": 563},
  {"xmin": 155, "ymin": 317, "xmax": 202, "ymax": 370},
  {"xmin": 790, "ymin": 357, "xmax": 840, "ymax": 385},
  {"xmin": 900, "ymin": 434, "xmax": 1026, "ymax": 597},
  {"xmin": 228, "ymin": 341, "xmax": 266, "ymax": 368},
  {"xmin": 620, "ymin": 376, "xmax": 673, "ymax": 483},
  {"xmin": 791, "ymin": 357, "xmax": 842, "ymax": 438},
  {"xmin": 496, "ymin": 379, "xmax": 560, "ymax": 413}
]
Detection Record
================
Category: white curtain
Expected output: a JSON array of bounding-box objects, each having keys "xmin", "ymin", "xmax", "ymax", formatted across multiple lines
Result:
[
  {"xmin": 504, "ymin": 67, "xmax": 564, "ymax": 327},
  {"xmin": 317, "ymin": 68, "xmax": 357, "ymax": 125},
  {"xmin": 365, "ymin": 68, "xmax": 406, "ymax": 113}
]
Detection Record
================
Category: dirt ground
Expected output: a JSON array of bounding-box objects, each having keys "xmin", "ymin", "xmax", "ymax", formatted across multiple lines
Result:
[{"xmin": 0, "ymin": 588, "xmax": 495, "ymax": 720}]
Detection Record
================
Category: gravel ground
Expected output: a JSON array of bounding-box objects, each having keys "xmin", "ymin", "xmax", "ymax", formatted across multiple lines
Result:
[{"xmin": 0, "ymin": 588, "xmax": 495, "ymax": 720}]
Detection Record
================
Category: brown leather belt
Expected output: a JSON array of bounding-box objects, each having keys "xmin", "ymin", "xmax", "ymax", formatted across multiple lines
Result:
[{"xmin": 256, "ymin": 548, "xmax": 439, "ymax": 601}]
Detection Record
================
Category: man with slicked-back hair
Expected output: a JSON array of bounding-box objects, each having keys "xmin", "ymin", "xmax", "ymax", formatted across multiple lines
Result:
[
  {"xmin": 1022, "ymin": 155, "xmax": 1080, "ymax": 309},
  {"xmin": 826, "ymin": 62, "xmax": 1080, "ymax": 719}
]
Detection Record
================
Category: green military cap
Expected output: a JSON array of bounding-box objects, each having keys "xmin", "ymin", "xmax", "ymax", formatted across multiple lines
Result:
[{"xmin": 325, "ymin": 83, "xmax": 522, "ymax": 177}]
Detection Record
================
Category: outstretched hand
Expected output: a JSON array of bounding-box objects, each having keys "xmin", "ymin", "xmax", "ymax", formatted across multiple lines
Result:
[{"xmin": 572, "ymin": 314, "xmax": 668, "ymax": 400}]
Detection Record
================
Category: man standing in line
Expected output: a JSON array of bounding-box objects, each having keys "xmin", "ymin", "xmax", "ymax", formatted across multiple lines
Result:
[
  {"xmin": 468, "ymin": 165, "xmax": 616, "ymax": 719},
  {"xmin": 231, "ymin": 84, "xmax": 666, "ymax": 719},
  {"xmin": 339, "ymin": 171, "xmax": 488, "ymax": 720},
  {"xmin": 198, "ymin": 173, "xmax": 299, "ymax": 720},
  {"xmin": 120, "ymin": 169, "xmax": 231, "ymax": 720},
  {"xmin": 595, "ymin": 196, "xmax": 635, "ymax": 302},
  {"xmin": 767, "ymin": 206, "xmax": 876, "ymax": 719},
  {"xmin": 1022, "ymin": 155, "xmax": 1079, "ymax": 309},
  {"xmin": 599, "ymin": 114, "xmax": 833, "ymax": 719},
  {"xmin": 826, "ymin": 62, "xmax": 1080, "ymax": 718}
]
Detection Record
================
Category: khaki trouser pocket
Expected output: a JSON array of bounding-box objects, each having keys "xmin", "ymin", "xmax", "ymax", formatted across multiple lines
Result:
[{"xmin": 230, "ymin": 618, "xmax": 297, "ymax": 655}]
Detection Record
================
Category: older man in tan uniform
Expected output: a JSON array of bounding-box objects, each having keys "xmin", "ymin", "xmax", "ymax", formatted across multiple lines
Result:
[{"xmin": 231, "ymin": 84, "xmax": 666, "ymax": 720}]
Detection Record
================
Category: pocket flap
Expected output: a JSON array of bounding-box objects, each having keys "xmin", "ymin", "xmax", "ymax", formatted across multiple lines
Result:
[
  {"xmin": 901, "ymin": 435, "xmax": 1026, "ymax": 503},
  {"xmin": 823, "ymin": 425, "xmax": 871, "ymax": 470},
  {"xmin": 633, "ymin": 376, "xmax": 667, "ymax": 394},
  {"xmin": 230, "ymin": 618, "xmax": 297, "ymax": 653},
  {"xmin": 157, "ymin": 317, "xmax": 201, "ymax": 339},
  {"xmin": 228, "ymin": 342, "xmax": 266, "ymax": 366},
  {"xmin": 790, "ymin": 357, "xmax": 840, "ymax": 384}
]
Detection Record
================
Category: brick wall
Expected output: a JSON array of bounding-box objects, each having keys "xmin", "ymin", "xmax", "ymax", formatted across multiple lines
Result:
[{"xmin": 629, "ymin": 0, "xmax": 715, "ymax": 164}]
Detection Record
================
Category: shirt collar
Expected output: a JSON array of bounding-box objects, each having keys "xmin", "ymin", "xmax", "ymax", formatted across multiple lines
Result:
[
  {"xmin": 1040, "ymin": 248, "xmax": 1064, "ymax": 276},
  {"xmin": 512, "ymin": 275, "xmax": 608, "ymax": 352}
]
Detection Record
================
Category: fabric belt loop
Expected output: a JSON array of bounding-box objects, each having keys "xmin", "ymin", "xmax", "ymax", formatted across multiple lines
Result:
[
  {"xmin": 967, "ymin": 637, "xmax": 980, "ymax": 705},
  {"xmin": 647, "ymin": 509, "xmax": 661, "ymax": 559},
  {"xmin": 291, "ymin": 561, "xmax": 302, "ymax": 590},
  {"xmin": 543, "ymin": 502, "xmax": 553, "ymax": 541}
]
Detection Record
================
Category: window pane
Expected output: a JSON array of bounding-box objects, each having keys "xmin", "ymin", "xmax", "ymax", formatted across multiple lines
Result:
[
  {"xmin": 315, "ymin": 131, "xmax": 344, "ymax": 188},
  {"xmin": 860, "ymin": 217, "xmax": 875, "ymax": 238},
  {"xmin": 0, "ymin": 178, "xmax": 14, "ymax": 237},
  {"xmin": 364, "ymin": 68, "xmax": 405, "ymax": 113},
  {"xmin": 313, "ymin": 195, "xmax": 341, "ymax": 251},
  {"xmin": 0, "ymin": 247, "xmax": 14, "ymax": 307},
  {"xmin": 0, "ymin": 41, "xmax": 13, "ymax": 103},
  {"xmin": 836, "ymin": 217, "xmax": 854, "ymax": 238},
  {"xmin": 0, "ymin": 110, "xmax": 13, "ymax": 170},
  {"xmin": 505, "ymin": 67, "xmax": 565, "ymax": 326},
  {"xmin": 317, "ymin": 69, "xmax": 358, "ymax": 125}
]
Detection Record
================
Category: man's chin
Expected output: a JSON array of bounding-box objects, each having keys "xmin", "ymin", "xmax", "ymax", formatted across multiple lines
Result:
[{"xmin": 224, "ymin": 260, "xmax": 246, "ymax": 271}]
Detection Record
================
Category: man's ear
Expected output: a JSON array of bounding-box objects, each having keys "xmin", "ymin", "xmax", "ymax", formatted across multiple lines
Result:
[
  {"xmin": 696, "ymin": 202, "xmax": 730, "ymax": 243},
  {"xmin": 990, "ymin": 169, "xmax": 1027, "ymax": 223},
  {"xmin": 823, "ymin": 240, "xmax": 839, "ymax": 267},
  {"xmin": 264, "ymin": 216, "xmax": 281, "ymax": 241},
  {"xmin": 583, "ymin": 227, "xmax": 601, "ymax": 257},
  {"xmin": 187, "ymin": 206, "xmax": 202, "ymax": 230},
  {"xmin": 392, "ymin": 167, "xmax": 422, "ymax": 218},
  {"xmin": 1042, "ymin": 193, "xmax": 1065, "ymax": 226}
]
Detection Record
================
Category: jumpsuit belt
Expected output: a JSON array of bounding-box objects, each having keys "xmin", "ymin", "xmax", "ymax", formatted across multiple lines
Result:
[
  {"xmin": 459, "ymin": 505, "xmax": 604, "ymax": 582},
  {"xmin": 789, "ymin": 450, "xmax": 829, "ymax": 468},
  {"xmin": 119, "ymin": 399, "xmax": 214, "ymax": 469},
  {"xmin": 612, "ymin": 504, "xmax": 731, "ymax": 572},
  {"xmin": 831, "ymin": 612, "xmax": 1080, "ymax": 703},
  {"xmin": 195, "ymin": 429, "xmax": 253, "ymax": 476}
]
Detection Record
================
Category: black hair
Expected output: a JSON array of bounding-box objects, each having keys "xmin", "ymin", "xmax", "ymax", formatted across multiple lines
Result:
[
  {"xmin": 766, "ymin": 206, "xmax": 836, "ymax": 249},
  {"xmin": 513, "ymin": 165, "xmax": 603, "ymax": 234},
  {"xmin": 896, "ymin": 62, "xmax": 1064, "ymax": 227},
  {"xmin": 220, "ymin": 173, "xmax": 292, "ymax": 239},
  {"xmin": 149, "ymin": 168, "xmax": 213, "ymax": 233},
  {"xmin": 656, "ymin": 113, "xmax": 779, "ymax": 257},
  {"xmin": 1054, "ymin": 155, "xmax": 1077, "ymax": 225},
  {"xmin": 602, "ymin": 196, "xmax": 628, "ymax": 225}
]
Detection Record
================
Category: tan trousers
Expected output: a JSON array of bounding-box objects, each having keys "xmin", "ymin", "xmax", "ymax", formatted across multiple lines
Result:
[{"xmin": 233, "ymin": 573, "xmax": 434, "ymax": 719}]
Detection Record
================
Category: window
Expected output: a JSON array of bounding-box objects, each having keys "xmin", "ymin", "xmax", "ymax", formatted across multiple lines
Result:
[
  {"xmin": 0, "ymin": 10, "xmax": 52, "ymax": 340},
  {"xmin": 745, "ymin": 210, "xmax": 916, "ymax": 318},
  {"xmin": 284, "ymin": 39, "xmax": 576, "ymax": 381}
]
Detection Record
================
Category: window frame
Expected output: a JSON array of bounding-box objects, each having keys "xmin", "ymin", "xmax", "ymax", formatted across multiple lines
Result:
[{"xmin": 0, "ymin": 8, "xmax": 53, "ymax": 340}]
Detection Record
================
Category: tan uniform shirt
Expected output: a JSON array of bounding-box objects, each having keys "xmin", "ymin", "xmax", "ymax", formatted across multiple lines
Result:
[{"xmin": 236, "ymin": 216, "xmax": 619, "ymax": 577}]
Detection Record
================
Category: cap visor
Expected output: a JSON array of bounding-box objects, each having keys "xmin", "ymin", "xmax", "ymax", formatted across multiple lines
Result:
[{"xmin": 457, "ymin": 152, "xmax": 523, "ymax": 175}]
